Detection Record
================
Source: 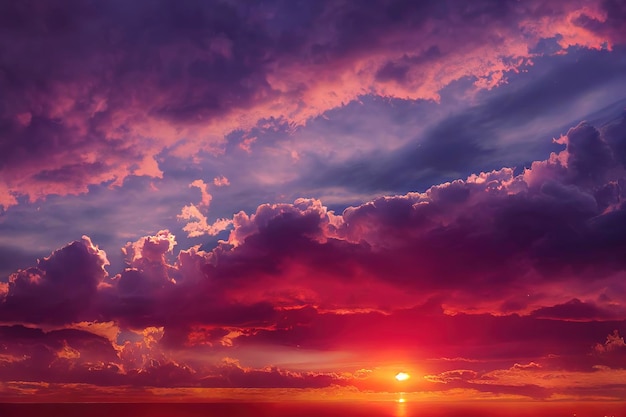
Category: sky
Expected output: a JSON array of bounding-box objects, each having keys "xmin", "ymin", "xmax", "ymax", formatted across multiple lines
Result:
[{"xmin": 1, "ymin": 0, "xmax": 626, "ymax": 404}]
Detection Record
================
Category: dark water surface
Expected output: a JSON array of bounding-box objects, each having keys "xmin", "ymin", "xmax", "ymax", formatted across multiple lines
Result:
[{"xmin": 0, "ymin": 402, "xmax": 624, "ymax": 417}]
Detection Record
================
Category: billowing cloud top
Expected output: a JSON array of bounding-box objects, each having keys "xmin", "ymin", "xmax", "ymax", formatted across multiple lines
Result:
[
  {"xmin": 0, "ymin": 0, "xmax": 626, "ymax": 404},
  {"xmin": 2, "ymin": 117, "xmax": 626, "ymax": 399}
]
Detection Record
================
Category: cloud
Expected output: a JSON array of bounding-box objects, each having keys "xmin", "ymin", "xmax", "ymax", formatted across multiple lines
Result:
[
  {"xmin": 178, "ymin": 205, "xmax": 232, "ymax": 238},
  {"xmin": 472, "ymin": 363, "xmax": 626, "ymax": 392},
  {"xmin": 575, "ymin": 0, "xmax": 626, "ymax": 44},
  {"xmin": 178, "ymin": 178, "xmax": 232, "ymax": 237},
  {"xmin": 422, "ymin": 357, "xmax": 626, "ymax": 400},
  {"xmin": 213, "ymin": 176, "xmax": 230, "ymax": 187},
  {"xmin": 1, "ymin": 117, "xmax": 626, "ymax": 392},
  {"xmin": 592, "ymin": 330, "xmax": 626, "ymax": 368},
  {"xmin": 0, "ymin": 325, "xmax": 120, "ymax": 384},
  {"xmin": 306, "ymin": 48, "xmax": 626, "ymax": 196},
  {"xmin": 511, "ymin": 362, "xmax": 541, "ymax": 370},
  {"xmin": 0, "ymin": 236, "xmax": 109, "ymax": 324},
  {"xmin": 189, "ymin": 180, "xmax": 212, "ymax": 208},
  {"xmin": 0, "ymin": 324, "xmax": 353, "ymax": 389},
  {"xmin": 424, "ymin": 369, "xmax": 478, "ymax": 384},
  {"xmin": 555, "ymin": 121, "xmax": 615, "ymax": 185},
  {"xmin": 199, "ymin": 358, "xmax": 349, "ymax": 389},
  {"xmin": 5, "ymin": 117, "xmax": 626, "ymax": 324},
  {"xmin": 1, "ymin": 0, "xmax": 623, "ymax": 208},
  {"xmin": 530, "ymin": 299, "xmax": 618, "ymax": 320},
  {"xmin": 123, "ymin": 230, "xmax": 177, "ymax": 267},
  {"xmin": 594, "ymin": 330, "xmax": 626, "ymax": 353}
]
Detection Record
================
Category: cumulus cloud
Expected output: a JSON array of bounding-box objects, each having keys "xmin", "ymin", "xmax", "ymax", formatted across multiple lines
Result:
[
  {"xmin": 0, "ymin": 237, "xmax": 108, "ymax": 324},
  {"xmin": 6, "ymin": 118, "xmax": 626, "ymax": 322},
  {"xmin": 1, "ymin": 117, "xmax": 626, "ymax": 393},
  {"xmin": 123, "ymin": 230, "xmax": 177, "ymax": 267}
]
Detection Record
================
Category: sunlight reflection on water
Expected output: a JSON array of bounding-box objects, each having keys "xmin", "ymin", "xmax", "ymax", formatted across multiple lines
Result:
[{"xmin": 395, "ymin": 401, "xmax": 407, "ymax": 417}]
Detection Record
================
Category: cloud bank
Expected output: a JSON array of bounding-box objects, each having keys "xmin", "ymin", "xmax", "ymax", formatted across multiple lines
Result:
[{"xmin": 1, "ymin": 117, "xmax": 625, "ymax": 398}]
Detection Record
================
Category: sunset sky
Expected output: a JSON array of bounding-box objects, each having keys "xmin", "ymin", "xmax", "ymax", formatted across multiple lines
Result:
[{"xmin": 1, "ymin": 0, "xmax": 626, "ymax": 404}]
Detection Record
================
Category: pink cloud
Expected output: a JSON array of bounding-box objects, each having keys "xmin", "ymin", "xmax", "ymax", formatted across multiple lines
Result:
[
  {"xmin": 178, "ymin": 205, "xmax": 232, "ymax": 238},
  {"xmin": 189, "ymin": 180, "xmax": 212, "ymax": 207},
  {"xmin": 178, "ymin": 179, "xmax": 232, "ymax": 238},
  {"xmin": 213, "ymin": 176, "xmax": 231, "ymax": 187},
  {"xmin": 1, "ymin": 0, "xmax": 623, "ymax": 208},
  {"xmin": 123, "ymin": 230, "xmax": 177, "ymax": 266}
]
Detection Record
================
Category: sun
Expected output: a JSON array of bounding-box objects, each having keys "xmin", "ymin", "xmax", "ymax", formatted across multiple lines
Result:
[{"xmin": 395, "ymin": 372, "xmax": 410, "ymax": 381}]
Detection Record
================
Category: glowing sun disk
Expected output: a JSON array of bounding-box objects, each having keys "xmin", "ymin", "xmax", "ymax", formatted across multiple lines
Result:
[{"xmin": 395, "ymin": 372, "xmax": 410, "ymax": 381}]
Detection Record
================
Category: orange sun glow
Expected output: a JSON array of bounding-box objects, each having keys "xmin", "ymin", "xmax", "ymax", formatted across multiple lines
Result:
[{"xmin": 395, "ymin": 372, "xmax": 410, "ymax": 381}]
